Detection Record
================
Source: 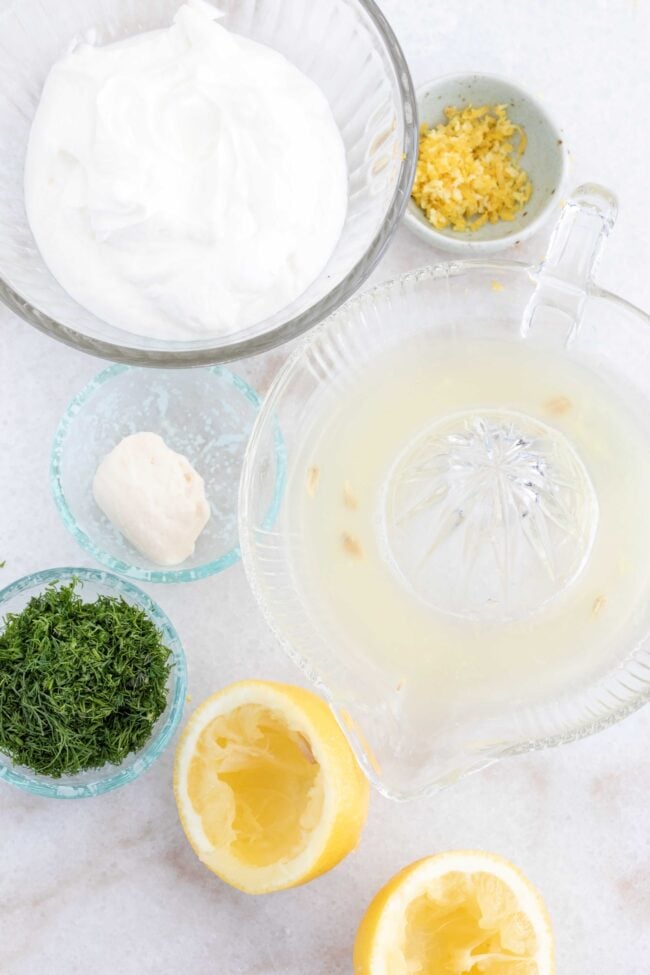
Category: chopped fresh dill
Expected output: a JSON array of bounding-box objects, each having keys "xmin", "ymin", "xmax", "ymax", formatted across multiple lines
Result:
[{"xmin": 0, "ymin": 580, "xmax": 171, "ymax": 777}]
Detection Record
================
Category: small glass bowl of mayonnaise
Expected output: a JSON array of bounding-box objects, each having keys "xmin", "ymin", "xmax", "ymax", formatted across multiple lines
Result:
[{"xmin": 51, "ymin": 365, "xmax": 285, "ymax": 583}]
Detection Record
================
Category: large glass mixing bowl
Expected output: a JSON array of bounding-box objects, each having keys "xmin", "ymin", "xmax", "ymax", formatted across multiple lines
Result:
[
  {"xmin": 240, "ymin": 185, "xmax": 650, "ymax": 799},
  {"xmin": 0, "ymin": 0, "xmax": 415, "ymax": 365}
]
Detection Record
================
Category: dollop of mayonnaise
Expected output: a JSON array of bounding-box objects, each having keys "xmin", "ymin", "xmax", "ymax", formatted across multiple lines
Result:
[
  {"xmin": 93, "ymin": 432, "xmax": 211, "ymax": 565},
  {"xmin": 25, "ymin": 1, "xmax": 348, "ymax": 341}
]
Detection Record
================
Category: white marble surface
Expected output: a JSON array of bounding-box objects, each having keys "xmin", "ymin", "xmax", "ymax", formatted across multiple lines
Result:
[{"xmin": 2, "ymin": 1, "xmax": 650, "ymax": 971}]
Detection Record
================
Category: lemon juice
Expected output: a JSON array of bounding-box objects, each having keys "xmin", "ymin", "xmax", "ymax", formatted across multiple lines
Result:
[{"xmin": 287, "ymin": 338, "xmax": 650, "ymax": 721}]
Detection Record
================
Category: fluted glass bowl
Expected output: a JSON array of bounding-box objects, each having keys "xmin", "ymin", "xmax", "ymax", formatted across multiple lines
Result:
[
  {"xmin": 240, "ymin": 186, "xmax": 650, "ymax": 799},
  {"xmin": 0, "ymin": 568, "xmax": 187, "ymax": 799},
  {"xmin": 50, "ymin": 365, "xmax": 283, "ymax": 582},
  {"xmin": 0, "ymin": 0, "xmax": 416, "ymax": 366}
]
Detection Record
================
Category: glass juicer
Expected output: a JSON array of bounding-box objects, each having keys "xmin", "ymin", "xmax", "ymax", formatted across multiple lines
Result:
[{"xmin": 241, "ymin": 185, "xmax": 650, "ymax": 800}]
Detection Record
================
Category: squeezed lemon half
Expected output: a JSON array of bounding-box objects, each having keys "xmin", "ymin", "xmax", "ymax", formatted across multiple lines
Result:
[
  {"xmin": 354, "ymin": 851, "xmax": 554, "ymax": 975},
  {"xmin": 174, "ymin": 679, "xmax": 369, "ymax": 893}
]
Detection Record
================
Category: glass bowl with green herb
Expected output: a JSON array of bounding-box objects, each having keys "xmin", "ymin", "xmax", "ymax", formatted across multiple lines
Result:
[{"xmin": 0, "ymin": 567, "xmax": 186, "ymax": 798}]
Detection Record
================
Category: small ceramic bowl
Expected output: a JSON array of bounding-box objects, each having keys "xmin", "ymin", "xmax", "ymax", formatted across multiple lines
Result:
[
  {"xmin": 404, "ymin": 73, "xmax": 568, "ymax": 254},
  {"xmin": 51, "ymin": 365, "xmax": 286, "ymax": 583},
  {"xmin": 0, "ymin": 567, "xmax": 187, "ymax": 798}
]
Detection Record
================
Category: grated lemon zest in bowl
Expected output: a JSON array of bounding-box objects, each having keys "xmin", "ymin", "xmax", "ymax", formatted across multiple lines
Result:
[{"xmin": 412, "ymin": 104, "xmax": 532, "ymax": 232}]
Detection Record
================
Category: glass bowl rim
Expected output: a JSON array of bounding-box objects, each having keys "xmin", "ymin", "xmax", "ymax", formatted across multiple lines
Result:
[
  {"xmin": 0, "ymin": 566, "xmax": 187, "ymax": 799},
  {"xmin": 239, "ymin": 257, "xmax": 650, "ymax": 798},
  {"xmin": 0, "ymin": 0, "xmax": 418, "ymax": 366},
  {"xmin": 50, "ymin": 362, "xmax": 286, "ymax": 583}
]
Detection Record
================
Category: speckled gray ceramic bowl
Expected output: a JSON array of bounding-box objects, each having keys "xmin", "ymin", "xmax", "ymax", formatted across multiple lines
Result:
[{"xmin": 404, "ymin": 73, "xmax": 568, "ymax": 254}]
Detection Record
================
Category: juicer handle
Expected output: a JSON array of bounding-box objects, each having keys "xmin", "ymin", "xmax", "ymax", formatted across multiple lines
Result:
[{"xmin": 521, "ymin": 184, "xmax": 618, "ymax": 343}]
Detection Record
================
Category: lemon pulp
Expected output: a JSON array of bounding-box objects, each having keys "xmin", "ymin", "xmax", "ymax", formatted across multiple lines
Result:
[
  {"xmin": 187, "ymin": 703, "xmax": 324, "ymax": 867},
  {"xmin": 404, "ymin": 872, "xmax": 538, "ymax": 974}
]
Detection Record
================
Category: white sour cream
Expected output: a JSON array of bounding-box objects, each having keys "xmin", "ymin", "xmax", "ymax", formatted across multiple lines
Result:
[{"xmin": 25, "ymin": 1, "xmax": 348, "ymax": 341}]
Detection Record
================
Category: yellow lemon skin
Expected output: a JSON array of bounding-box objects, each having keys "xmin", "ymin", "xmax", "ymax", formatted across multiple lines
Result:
[
  {"xmin": 174, "ymin": 679, "xmax": 369, "ymax": 894},
  {"xmin": 354, "ymin": 851, "xmax": 554, "ymax": 975}
]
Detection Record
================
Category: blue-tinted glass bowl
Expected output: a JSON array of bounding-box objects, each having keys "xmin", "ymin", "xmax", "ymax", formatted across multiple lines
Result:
[
  {"xmin": 50, "ymin": 364, "xmax": 285, "ymax": 583},
  {"xmin": 0, "ymin": 567, "xmax": 186, "ymax": 799}
]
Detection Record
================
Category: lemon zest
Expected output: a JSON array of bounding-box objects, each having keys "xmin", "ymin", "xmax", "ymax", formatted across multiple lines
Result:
[{"xmin": 412, "ymin": 104, "xmax": 532, "ymax": 232}]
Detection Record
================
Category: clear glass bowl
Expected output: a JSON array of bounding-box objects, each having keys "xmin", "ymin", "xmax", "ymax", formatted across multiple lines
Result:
[
  {"xmin": 0, "ymin": 0, "xmax": 416, "ymax": 366},
  {"xmin": 240, "ymin": 185, "xmax": 650, "ymax": 799},
  {"xmin": 0, "ymin": 567, "xmax": 187, "ymax": 798},
  {"xmin": 51, "ymin": 364, "xmax": 284, "ymax": 582}
]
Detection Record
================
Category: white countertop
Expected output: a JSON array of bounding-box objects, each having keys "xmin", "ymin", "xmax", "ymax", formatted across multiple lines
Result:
[{"xmin": 2, "ymin": 1, "xmax": 650, "ymax": 972}]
